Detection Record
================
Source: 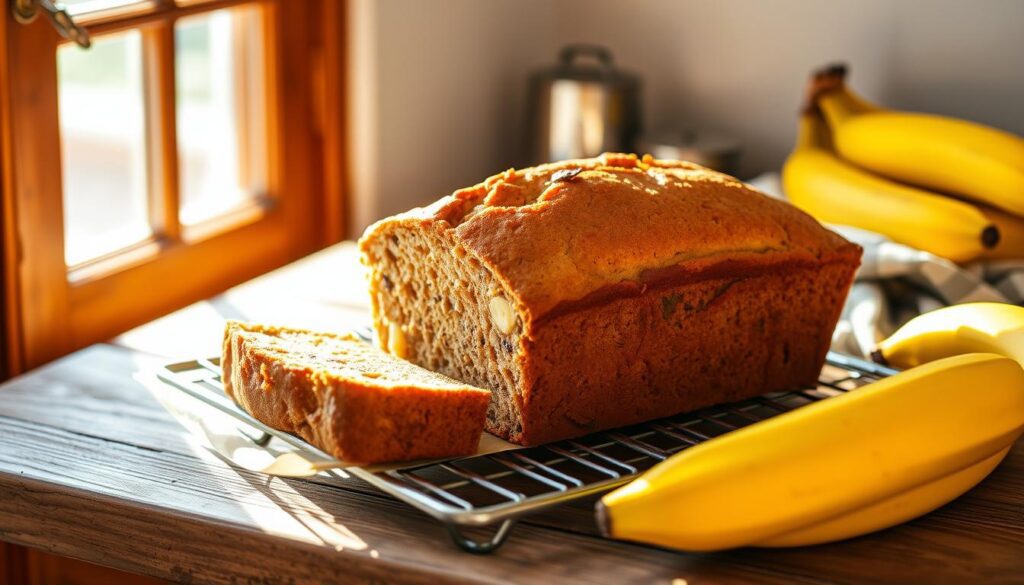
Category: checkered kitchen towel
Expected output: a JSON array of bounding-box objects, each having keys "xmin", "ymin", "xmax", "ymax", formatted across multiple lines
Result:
[{"xmin": 749, "ymin": 174, "xmax": 1024, "ymax": 358}]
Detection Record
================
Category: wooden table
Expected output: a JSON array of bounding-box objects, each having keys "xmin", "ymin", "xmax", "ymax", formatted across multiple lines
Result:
[{"xmin": 1, "ymin": 243, "xmax": 1023, "ymax": 584}]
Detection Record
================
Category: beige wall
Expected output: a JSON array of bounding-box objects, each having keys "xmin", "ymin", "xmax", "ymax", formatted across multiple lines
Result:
[
  {"xmin": 347, "ymin": 0, "xmax": 556, "ymax": 231},
  {"xmin": 348, "ymin": 0, "xmax": 1024, "ymax": 234}
]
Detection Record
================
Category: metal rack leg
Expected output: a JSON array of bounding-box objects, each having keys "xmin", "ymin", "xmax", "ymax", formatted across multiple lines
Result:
[
  {"xmin": 238, "ymin": 426, "xmax": 273, "ymax": 446},
  {"xmin": 446, "ymin": 520, "xmax": 516, "ymax": 554}
]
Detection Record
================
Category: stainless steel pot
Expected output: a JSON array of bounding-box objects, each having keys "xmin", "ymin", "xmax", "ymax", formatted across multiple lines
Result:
[{"xmin": 527, "ymin": 45, "xmax": 642, "ymax": 163}]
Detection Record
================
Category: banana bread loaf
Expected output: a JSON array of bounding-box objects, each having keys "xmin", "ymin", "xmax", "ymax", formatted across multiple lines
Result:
[
  {"xmin": 222, "ymin": 321, "xmax": 491, "ymax": 463},
  {"xmin": 359, "ymin": 153, "xmax": 861, "ymax": 445}
]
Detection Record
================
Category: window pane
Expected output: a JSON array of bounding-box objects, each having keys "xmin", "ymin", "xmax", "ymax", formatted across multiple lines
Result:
[
  {"xmin": 176, "ymin": 7, "xmax": 268, "ymax": 227},
  {"xmin": 58, "ymin": 31, "xmax": 150, "ymax": 266},
  {"xmin": 62, "ymin": 0, "xmax": 150, "ymax": 17}
]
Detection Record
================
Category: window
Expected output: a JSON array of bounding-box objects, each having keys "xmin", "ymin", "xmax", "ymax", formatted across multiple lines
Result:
[
  {"xmin": 58, "ymin": 29, "xmax": 150, "ymax": 266},
  {"xmin": 2, "ymin": 0, "xmax": 346, "ymax": 372}
]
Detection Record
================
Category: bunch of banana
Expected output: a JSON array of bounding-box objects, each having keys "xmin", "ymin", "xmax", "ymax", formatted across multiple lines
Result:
[
  {"xmin": 598, "ymin": 301, "xmax": 1024, "ymax": 551},
  {"xmin": 783, "ymin": 64, "xmax": 1024, "ymax": 263}
]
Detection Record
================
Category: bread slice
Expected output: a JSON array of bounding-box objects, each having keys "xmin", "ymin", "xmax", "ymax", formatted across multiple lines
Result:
[{"xmin": 221, "ymin": 321, "xmax": 491, "ymax": 464}]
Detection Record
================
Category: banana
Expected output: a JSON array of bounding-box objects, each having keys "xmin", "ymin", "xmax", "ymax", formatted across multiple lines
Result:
[
  {"xmin": 597, "ymin": 353, "xmax": 1024, "ymax": 552},
  {"xmin": 759, "ymin": 444, "xmax": 1009, "ymax": 547},
  {"xmin": 816, "ymin": 65, "xmax": 1024, "ymax": 217},
  {"xmin": 783, "ymin": 112, "xmax": 998, "ymax": 263},
  {"xmin": 875, "ymin": 302, "xmax": 1024, "ymax": 368}
]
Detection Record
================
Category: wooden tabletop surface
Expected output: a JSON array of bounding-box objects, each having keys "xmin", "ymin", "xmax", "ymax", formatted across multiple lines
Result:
[{"xmin": 1, "ymin": 242, "xmax": 1023, "ymax": 585}]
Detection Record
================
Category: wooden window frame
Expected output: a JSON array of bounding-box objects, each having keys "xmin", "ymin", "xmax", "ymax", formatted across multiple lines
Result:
[{"xmin": 1, "ymin": 0, "xmax": 347, "ymax": 373}]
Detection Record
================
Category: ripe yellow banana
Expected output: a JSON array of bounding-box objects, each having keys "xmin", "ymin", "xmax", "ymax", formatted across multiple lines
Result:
[
  {"xmin": 598, "ymin": 353, "xmax": 1024, "ymax": 552},
  {"xmin": 816, "ymin": 66, "xmax": 1024, "ymax": 217},
  {"xmin": 761, "ymin": 444, "xmax": 1008, "ymax": 547},
  {"xmin": 876, "ymin": 302, "xmax": 1024, "ymax": 368},
  {"xmin": 783, "ymin": 112, "xmax": 998, "ymax": 263}
]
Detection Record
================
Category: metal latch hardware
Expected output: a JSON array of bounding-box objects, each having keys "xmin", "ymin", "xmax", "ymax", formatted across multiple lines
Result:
[{"xmin": 12, "ymin": 0, "xmax": 91, "ymax": 49}]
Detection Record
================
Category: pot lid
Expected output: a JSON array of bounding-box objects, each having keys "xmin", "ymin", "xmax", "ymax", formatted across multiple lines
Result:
[{"xmin": 531, "ymin": 44, "xmax": 639, "ymax": 87}]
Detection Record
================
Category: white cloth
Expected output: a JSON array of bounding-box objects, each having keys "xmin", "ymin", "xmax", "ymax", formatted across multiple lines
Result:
[{"xmin": 748, "ymin": 173, "xmax": 1023, "ymax": 358}]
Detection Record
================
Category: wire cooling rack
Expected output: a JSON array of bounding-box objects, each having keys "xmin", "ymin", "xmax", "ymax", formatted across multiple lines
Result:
[{"xmin": 156, "ymin": 347, "xmax": 897, "ymax": 553}]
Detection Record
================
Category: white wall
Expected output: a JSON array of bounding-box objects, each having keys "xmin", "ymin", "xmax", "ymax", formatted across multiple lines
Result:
[{"xmin": 348, "ymin": 0, "xmax": 1024, "ymax": 234}]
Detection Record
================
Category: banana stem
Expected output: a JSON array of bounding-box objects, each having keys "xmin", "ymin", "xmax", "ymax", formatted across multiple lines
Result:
[
  {"xmin": 803, "ymin": 63, "xmax": 848, "ymax": 115},
  {"xmin": 808, "ymin": 62, "xmax": 881, "ymax": 123}
]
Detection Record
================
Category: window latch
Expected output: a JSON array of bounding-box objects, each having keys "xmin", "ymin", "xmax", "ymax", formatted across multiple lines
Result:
[{"xmin": 12, "ymin": 0, "xmax": 91, "ymax": 49}]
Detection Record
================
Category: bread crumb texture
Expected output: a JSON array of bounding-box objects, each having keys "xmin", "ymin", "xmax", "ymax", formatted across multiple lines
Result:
[{"xmin": 222, "ymin": 321, "xmax": 491, "ymax": 463}]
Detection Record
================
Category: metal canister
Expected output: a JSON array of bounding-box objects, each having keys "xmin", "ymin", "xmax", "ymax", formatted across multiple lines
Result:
[{"xmin": 526, "ymin": 45, "xmax": 642, "ymax": 163}]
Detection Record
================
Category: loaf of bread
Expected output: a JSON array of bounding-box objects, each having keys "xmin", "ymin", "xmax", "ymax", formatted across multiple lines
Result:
[
  {"xmin": 221, "ymin": 321, "xmax": 491, "ymax": 463},
  {"xmin": 359, "ymin": 153, "xmax": 861, "ymax": 445}
]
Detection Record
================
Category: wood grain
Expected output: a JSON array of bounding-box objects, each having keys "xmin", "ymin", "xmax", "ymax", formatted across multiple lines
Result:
[
  {"xmin": 20, "ymin": 552, "xmax": 169, "ymax": 585},
  {"xmin": 0, "ymin": 5, "xmax": 22, "ymax": 378},
  {"xmin": 0, "ymin": 413, "xmax": 801, "ymax": 585},
  {"xmin": 1, "ymin": 244, "xmax": 1022, "ymax": 584},
  {"xmin": 4, "ymin": 8, "xmax": 74, "ymax": 367},
  {"xmin": 143, "ymin": 20, "xmax": 181, "ymax": 244},
  {"xmin": 315, "ymin": 0, "xmax": 350, "ymax": 243}
]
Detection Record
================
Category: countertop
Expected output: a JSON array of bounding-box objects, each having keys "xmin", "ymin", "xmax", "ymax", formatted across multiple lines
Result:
[{"xmin": 1, "ymin": 242, "xmax": 1022, "ymax": 584}]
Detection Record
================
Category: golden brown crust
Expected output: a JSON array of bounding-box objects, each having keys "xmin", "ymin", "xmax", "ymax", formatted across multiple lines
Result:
[
  {"xmin": 511, "ymin": 260, "xmax": 857, "ymax": 445},
  {"xmin": 359, "ymin": 153, "xmax": 862, "ymax": 446},
  {"xmin": 361, "ymin": 153, "xmax": 858, "ymax": 325},
  {"xmin": 222, "ymin": 321, "xmax": 491, "ymax": 464}
]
